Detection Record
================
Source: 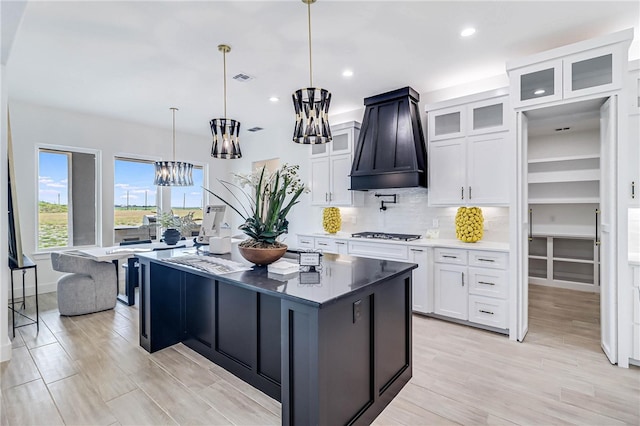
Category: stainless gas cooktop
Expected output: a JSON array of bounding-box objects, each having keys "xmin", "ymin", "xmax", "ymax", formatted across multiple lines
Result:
[{"xmin": 351, "ymin": 232, "xmax": 422, "ymax": 241}]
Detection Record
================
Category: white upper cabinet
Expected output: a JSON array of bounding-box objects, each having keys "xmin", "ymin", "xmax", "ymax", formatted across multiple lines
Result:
[
  {"xmin": 309, "ymin": 121, "xmax": 362, "ymax": 206},
  {"xmin": 507, "ymin": 29, "xmax": 633, "ymax": 109},
  {"xmin": 427, "ymin": 91, "xmax": 512, "ymax": 206},
  {"xmin": 428, "ymin": 106, "xmax": 465, "ymax": 141}
]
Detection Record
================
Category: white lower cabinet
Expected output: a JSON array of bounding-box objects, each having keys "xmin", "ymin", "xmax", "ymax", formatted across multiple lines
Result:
[
  {"xmin": 434, "ymin": 263, "xmax": 468, "ymax": 320},
  {"xmin": 433, "ymin": 247, "xmax": 509, "ymax": 332},
  {"xmin": 296, "ymin": 234, "xmax": 430, "ymax": 314},
  {"xmin": 409, "ymin": 247, "xmax": 429, "ymax": 314}
]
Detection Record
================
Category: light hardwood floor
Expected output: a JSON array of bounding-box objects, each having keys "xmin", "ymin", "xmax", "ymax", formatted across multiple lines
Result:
[{"xmin": 2, "ymin": 284, "xmax": 639, "ymax": 425}]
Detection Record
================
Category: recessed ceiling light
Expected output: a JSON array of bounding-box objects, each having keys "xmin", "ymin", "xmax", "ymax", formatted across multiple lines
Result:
[
  {"xmin": 460, "ymin": 27, "xmax": 476, "ymax": 37},
  {"xmin": 269, "ymin": 96, "xmax": 279, "ymax": 102},
  {"xmin": 342, "ymin": 69, "xmax": 354, "ymax": 77},
  {"xmin": 534, "ymin": 89, "xmax": 546, "ymax": 95}
]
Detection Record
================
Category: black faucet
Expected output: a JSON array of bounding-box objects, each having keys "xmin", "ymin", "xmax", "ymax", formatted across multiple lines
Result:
[{"xmin": 375, "ymin": 193, "xmax": 397, "ymax": 211}]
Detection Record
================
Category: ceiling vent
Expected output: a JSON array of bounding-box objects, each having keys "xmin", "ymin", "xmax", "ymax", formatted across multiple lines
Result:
[
  {"xmin": 233, "ymin": 73, "xmax": 254, "ymax": 82},
  {"xmin": 248, "ymin": 127, "xmax": 263, "ymax": 132}
]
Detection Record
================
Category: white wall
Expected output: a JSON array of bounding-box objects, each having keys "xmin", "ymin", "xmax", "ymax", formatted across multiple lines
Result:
[
  {"xmin": 7, "ymin": 99, "xmax": 230, "ymax": 294},
  {"xmin": 1, "ymin": 64, "xmax": 11, "ymax": 361}
]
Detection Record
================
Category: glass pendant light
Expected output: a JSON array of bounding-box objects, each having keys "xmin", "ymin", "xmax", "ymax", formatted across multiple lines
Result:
[
  {"xmin": 154, "ymin": 107, "xmax": 194, "ymax": 186},
  {"xmin": 292, "ymin": 0, "xmax": 332, "ymax": 145},
  {"xmin": 211, "ymin": 44, "xmax": 242, "ymax": 159}
]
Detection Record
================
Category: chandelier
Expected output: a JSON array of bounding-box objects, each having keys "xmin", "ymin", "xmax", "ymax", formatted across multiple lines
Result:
[
  {"xmin": 154, "ymin": 107, "xmax": 194, "ymax": 186},
  {"xmin": 211, "ymin": 44, "xmax": 242, "ymax": 159},
  {"xmin": 292, "ymin": 0, "xmax": 332, "ymax": 145}
]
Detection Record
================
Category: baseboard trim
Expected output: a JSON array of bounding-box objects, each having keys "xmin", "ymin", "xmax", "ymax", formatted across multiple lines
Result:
[
  {"xmin": 8, "ymin": 281, "xmax": 56, "ymax": 299},
  {"xmin": 0, "ymin": 338, "xmax": 12, "ymax": 362}
]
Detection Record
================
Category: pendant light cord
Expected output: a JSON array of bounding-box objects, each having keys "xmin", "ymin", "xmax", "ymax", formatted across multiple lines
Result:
[
  {"xmin": 171, "ymin": 107, "xmax": 178, "ymax": 161},
  {"xmin": 223, "ymin": 49, "xmax": 227, "ymax": 119},
  {"xmin": 307, "ymin": 0, "xmax": 313, "ymax": 87}
]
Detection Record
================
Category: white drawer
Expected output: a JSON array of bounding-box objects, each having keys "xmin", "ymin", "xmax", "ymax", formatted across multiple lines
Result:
[
  {"xmin": 297, "ymin": 235, "xmax": 315, "ymax": 249},
  {"xmin": 315, "ymin": 237, "xmax": 337, "ymax": 253},
  {"xmin": 348, "ymin": 241, "xmax": 408, "ymax": 261},
  {"xmin": 468, "ymin": 295, "xmax": 508, "ymax": 329},
  {"xmin": 468, "ymin": 250, "xmax": 508, "ymax": 270},
  {"xmin": 468, "ymin": 267, "xmax": 508, "ymax": 299},
  {"xmin": 434, "ymin": 248, "xmax": 468, "ymax": 265}
]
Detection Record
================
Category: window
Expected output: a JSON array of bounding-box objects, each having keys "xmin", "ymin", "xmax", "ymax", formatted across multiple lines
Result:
[
  {"xmin": 171, "ymin": 166, "xmax": 204, "ymax": 236},
  {"xmin": 38, "ymin": 147, "xmax": 98, "ymax": 249},
  {"xmin": 114, "ymin": 158, "xmax": 159, "ymax": 242},
  {"xmin": 113, "ymin": 159, "xmax": 205, "ymax": 242}
]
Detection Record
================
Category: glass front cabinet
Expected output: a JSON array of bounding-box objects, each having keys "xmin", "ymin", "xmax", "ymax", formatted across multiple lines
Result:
[{"xmin": 508, "ymin": 30, "xmax": 631, "ymax": 109}]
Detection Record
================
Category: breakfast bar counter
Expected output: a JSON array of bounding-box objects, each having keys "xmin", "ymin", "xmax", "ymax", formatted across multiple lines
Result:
[{"xmin": 136, "ymin": 248, "xmax": 416, "ymax": 425}]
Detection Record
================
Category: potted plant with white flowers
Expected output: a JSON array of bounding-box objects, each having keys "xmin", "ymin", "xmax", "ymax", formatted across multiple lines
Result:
[{"xmin": 203, "ymin": 164, "xmax": 308, "ymax": 265}]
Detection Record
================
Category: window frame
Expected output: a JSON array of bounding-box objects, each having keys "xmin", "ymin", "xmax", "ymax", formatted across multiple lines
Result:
[{"xmin": 35, "ymin": 144, "xmax": 102, "ymax": 253}]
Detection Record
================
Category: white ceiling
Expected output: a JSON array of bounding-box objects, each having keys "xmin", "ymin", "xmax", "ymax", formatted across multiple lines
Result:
[{"xmin": 5, "ymin": 1, "xmax": 640, "ymax": 138}]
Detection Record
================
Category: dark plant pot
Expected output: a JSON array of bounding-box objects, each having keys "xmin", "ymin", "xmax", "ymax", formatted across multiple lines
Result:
[
  {"xmin": 238, "ymin": 245, "xmax": 287, "ymax": 266},
  {"xmin": 163, "ymin": 228, "xmax": 181, "ymax": 245}
]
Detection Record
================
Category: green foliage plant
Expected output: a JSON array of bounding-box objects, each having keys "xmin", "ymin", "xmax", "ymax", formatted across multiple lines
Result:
[
  {"xmin": 157, "ymin": 210, "xmax": 197, "ymax": 236},
  {"xmin": 203, "ymin": 164, "xmax": 308, "ymax": 248}
]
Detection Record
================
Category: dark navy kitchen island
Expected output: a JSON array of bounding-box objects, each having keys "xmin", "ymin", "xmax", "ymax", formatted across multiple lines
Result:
[{"xmin": 136, "ymin": 248, "xmax": 416, "ymax": 425}]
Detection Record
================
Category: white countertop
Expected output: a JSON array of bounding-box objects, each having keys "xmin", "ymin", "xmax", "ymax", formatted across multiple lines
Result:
[{"xmin": 296, "ymin": 232, "xmax": 509, "ymax": 252}]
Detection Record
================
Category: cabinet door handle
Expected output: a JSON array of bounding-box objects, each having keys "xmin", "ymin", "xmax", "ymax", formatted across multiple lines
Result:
[
  {"xmin": 633, "ymin": 181, "xmax": 636, "ymax": 199},
  {"xmin": 461, "ymin": 186, "xmax": 464, "ymax": 200},
  {"xmin": 528, "ymin": 208, "xmax": 533, "ymax": 242},
  {"xmin": 443, "ymin": 255, "xmax": 458, "ymax": 259},
  {"xmin": 469, "ymin": 186, "xmax": 472, "ymax": 200},
  {"xmin": 595, "ymin": 209, "xmax": 601, "ymax": 246},
  {"xmin": 329, "ymin": 192, "xmax": 332, "ymax": 202},
  {"xmin": 477, "ymin": 258, "xmax": 495, "ymax": 263},
  {"xmin": 479, "ymin": 309, "xmax": 494, "ymax": 315},
  {"xmin": 325, "ymin": 193, "xmax": 328, "ymax": 202},
  {"xmin": 478, "ymin": 281, "xmax": 495, "ymax": 286},
  {"xmin": 461, "ymin": 272, "xmax": 465, "ymax": 287}
]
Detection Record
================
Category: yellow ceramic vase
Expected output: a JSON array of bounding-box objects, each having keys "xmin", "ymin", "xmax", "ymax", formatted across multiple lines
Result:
[
  {"xmin": 455, "ymin": 207, "xmax": 484, "ymax": 243},
  {"xmin": 322, "ymin": 207, "xmax": 341, "ymax": 234}
]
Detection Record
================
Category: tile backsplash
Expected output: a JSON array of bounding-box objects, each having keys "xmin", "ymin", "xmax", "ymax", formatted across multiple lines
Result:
[{"xmin": 310, "ymin": 188, "xmax": 510, "ymax": 242}]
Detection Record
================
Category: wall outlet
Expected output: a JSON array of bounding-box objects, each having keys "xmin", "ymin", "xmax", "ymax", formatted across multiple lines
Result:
[{"xmin": 432, "ymin": 218, "xmax": 439, "ymax": 228}]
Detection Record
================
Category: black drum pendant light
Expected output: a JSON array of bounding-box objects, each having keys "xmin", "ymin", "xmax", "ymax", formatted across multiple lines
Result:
[
  {"xmin": 154, "ymin": 107, "xmax": 194, "ymax": 186},
  {"xmin": 292, "ymin": 0, "xmax": 332, "ymax": 145},
  {"xmin": 211, "ymin": 44, "xmax": 242, "ymax": 159}
]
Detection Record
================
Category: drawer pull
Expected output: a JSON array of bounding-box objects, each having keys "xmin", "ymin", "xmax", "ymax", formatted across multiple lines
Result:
[
  {"xmin": 301, "ymin": 240, "xmax": 311, "ymax": 244},
  {"xmin": 478, "ymin": 281, "xmax": 495, "ymax": 286},
  {"xmin": 410, "ymin": 248, "xmax": 424, "ymax": 252},
  {"xmin": 479, "ymin": 309, "xmax": 494, "ymax": 315},
  {"xmin": 477, "ymin": 258, "xmax": 495, "ymax": 262},
  {"xmin": 336, "ymin": 242, "xmax": 345, "ymax": 245},
  {"xmin": 442, "ymin": 255, "xmax": 458, "ymax": 259},
  {"xmin": 318, "ymin": 242, "xmax": 328, "ymax": 246}
]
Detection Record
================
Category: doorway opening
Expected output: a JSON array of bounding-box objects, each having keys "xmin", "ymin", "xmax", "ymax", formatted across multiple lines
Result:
[{"xmin": 522, "ymin": 97, "xmax": 616, "ymax": 362}]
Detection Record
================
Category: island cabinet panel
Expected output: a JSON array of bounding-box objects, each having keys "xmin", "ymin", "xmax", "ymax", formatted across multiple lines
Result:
[
  {"xmin": 184, "ymin": 274, "xmax": 213, "ymax": 348},
  {"xmin": 216, "ymin": 284, "xmax": 256, "ymax": 367},
  {"xmin": 258, "ymin": 293, "xmax": 282, "ymax": 384},
  {"xmin": 281, "ymin": 272, "xmax": 412, "ymax": 426},
  {"xmin": 139, "ymin": 263, "xmax": 184, "ymax": 353}
]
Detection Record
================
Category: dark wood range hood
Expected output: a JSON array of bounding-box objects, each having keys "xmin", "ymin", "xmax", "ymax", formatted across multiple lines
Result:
[{"xmin": 350, "ymin": 86, "xmax": 428, "ymax": 190}]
